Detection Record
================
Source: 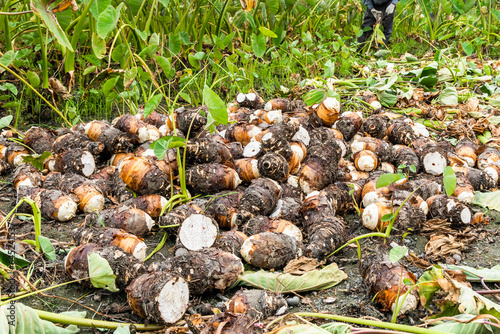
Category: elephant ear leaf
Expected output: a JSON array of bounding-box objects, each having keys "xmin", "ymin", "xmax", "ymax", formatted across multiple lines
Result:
[{"xmin": 30, "ymin": 0, "xmax": 76, "ymax": 51}]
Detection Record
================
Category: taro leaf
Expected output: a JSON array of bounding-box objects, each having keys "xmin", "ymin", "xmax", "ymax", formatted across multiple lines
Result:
[
  {"xmin": 447, "ymin": 264, "xmax": 500, "ymax": 282},
  {"xmin": 389, "ymin": 245, "xmax": 407, "ymax": 264},
  {"xmin": 374, "ymin": 49, "xmax": 391, "ymax": 58},
  {"xmin": 203, "ymin": 85, "xmax": 228, "ymax": 125},
  {"xmin": 251, "ymin": 33, "xmax": 267, "ymax": 58},
  {"xmin": 0, "ymin": 303, "xmax": 80, "ymax": 334},
  {"xmin": 460, "ymin": 41, "xmax": 473, "ymax": 56},
  {"xmin": 381, "ymin": 213, "xmax": 395, "ymax": 222},
  {"xmin": 376, "ymin": 173, "xmax": 405, "ymax": 188},
  {"xmin": 38, "ymin": 235, "xmax": 56, "ymax": 261},
  {"xmin": 150, "ymin": 136, "xmax": 186, "ymax": 160},
  {"xmin": 0, "ymin": 248, "xmax": 30, "ymax": 269},
  {"xmin": 417, "ymin": 265, "xmax": 446, "ymax": 308},
  {"xmin": 0, "ymin": 50, "xmax": 18, "ymax": 73},
  {"xmin": 155, "ymin": 56, "xmax": 176, "ymax": 80},
  {"xmin": 88, "ymin": 252, "xmax": 118, "ymax": 292},
  {"xmin": 97, "ymin": 4, "xmax": 124, "ymax": 39},
  {"xmin": 430, "ymin": 314, "xmax": 500, "ymax": 334},
  {"xmin": 323, "ymin": 59, "xmax": 335, "ymax": 78},
  {"xmin": 30, "ymin": 0, "xmax": 73, "ymax": 51},
  {"xmin": 304, "ymin": 89, "xmax": 327, "ymax": 107},
  {"xmin": 237, "ymin": 262, "xmax": 347, "ymax": 293},
  {"xmin": 91, "ymin": 33, "xmax": 106, "ymax": 59},
  {"xmin": 377, "ymin": 90, "xmax": 397, "ymax": 107},
  {"xmin": 188, "ymin": 51, "xmax": 205, "ymax": 70},
  {"xmin": 26, "ymin": 71, "xmax": 40, "ymax": 88},
  {"xmin": 370, "ymin": 72, "xmax": 398, "ymax": 91},
  {"xmin": 123, "ymin": 67, "xmax": 137, "ymax": 90},
  {"xmin": 419, "ymin": 76, "xmax": 438, "ymax": 88},
  {"xmin": 89, "ymin": 0, "xmax": 111, "ymax": 19},
  {"xmin": 420, "ymin": 62, "xmax": 439, "ymax": 77},
  {"xmin": 438, "ymin": 84, "xmax": 458, "ymax": 106},
  {"xmin": 259, "ymin": 26, "xmax": 277, "ymax": 38},
  {"xmin": 443, "ymin": 166, "xmax": 457, "ymax": 196},
  {"xmin": 144, "ymin": 94, "xmax": 162, "ymax": 118},
  {"xmin": 472, "ymin": 191, "xmax": 500, "ymax": 211},
  {"xmin": 274, "ymin": 324, "xmax": 332, "ymax": 334},
  {"xmin": 266, "ymin": 0, "xmax": 280, "ymax": 14},
  {"xmin": 168, "ymin": 32, "xmax": 182, "ymax": 55},
  {"xmin": 0, "ymin": 115, "xmax": 13, "ymax": 130},
  {"xmin": 23, "ymin": 152, "xmax": 52, "ymax": 171}
]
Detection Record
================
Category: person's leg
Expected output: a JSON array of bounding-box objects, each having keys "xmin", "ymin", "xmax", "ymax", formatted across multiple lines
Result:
[
  {"xmin": 381, "ymin": 3, "xmax": 395, "ymax": 45},
  {"xmin": 357, "ymin": 9, "xmax": 377, "ymax": 52}
]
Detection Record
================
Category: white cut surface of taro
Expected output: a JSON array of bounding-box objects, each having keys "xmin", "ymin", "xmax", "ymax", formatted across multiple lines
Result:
[
  {"xmin": 81, "ymin": 152, "xmax": 96, "ymax": 177},
  {"xmin": 423, "ymin": 151, "xmax": 446, "ymax": 176},
  {"xmin": 178, "ymin": 214, "xmax": 218, "ymax": 251},
  {"xmin": 158, "ymin": 277, "xmax": 190, "ymax": 323}
]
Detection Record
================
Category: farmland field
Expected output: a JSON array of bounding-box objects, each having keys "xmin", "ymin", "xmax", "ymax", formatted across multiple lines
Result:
[{"xmin": 1, "ymin": 0, "xmax": 500, "ymax": 333}]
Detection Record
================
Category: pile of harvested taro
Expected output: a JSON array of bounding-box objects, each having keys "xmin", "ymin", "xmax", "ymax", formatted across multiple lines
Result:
[{"xmin": 1, "ymin": 90, "xmax": 500, "ymax": 333}]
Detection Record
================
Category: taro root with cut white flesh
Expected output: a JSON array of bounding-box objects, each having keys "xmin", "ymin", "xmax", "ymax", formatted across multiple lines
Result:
[
  {"xmin": 13, "ymin": 164, "xmax": 42, "ymax": 190},
  {"xmin": 123, "ymin": 194, "xmax": 168, "ymax": 218},
  {"xmin": 234, "ymin": 158, "xmax": 261, "ymax": 183},
  {"xmin": 204, "ymin": 190, "xmax": 242, "ymax": 230},
  {"xmin": 72, "ymin": 227, "xmax": 147, "ymax": 261},
  {"xmin": 240, "ymin": 178, "xmax": 282, "ymax": 216},
  {"xmin": 119, "ymin": 156, "xmax": 170, "ymax": 195},
  {"xmin": 477, "ymin": 147, "xmax": 500, "ymax": 170},
  {"xmin": 415, "ymin": 141, "xmax": 448, "ymax": 176},
  {"xmin": 392, "ymin": 145, "xmax": 420, "ymax": 175},
  {"xmin": 83, "ymin": 206, "xmax": 154, "ymax": 237},
  {"xmin": 452, "ymin": 176, "xmax": 475, "ymax": 204},
  {"xmin": 236, "ymin": 92, "xmax": 265, "ymax": 109},
  {"xmin": 362, "ymin": 202, "xmax": 392, "ymax": 231},
  {"xmin": 226, "ymin": 123, "xmax": 262, "ymax": 146},
  {"xmin": 23, "ymin": 126, "xmax": 56, "ymax": 154},
  {"xmin": 253, "ymin": 109, "xmax": 283, "ymax": 124},
  {"xmin": 353, "ymin": 150, "xmax": 379, "ymax": 172},
  {"xmin": 243, "ymin": 216, "xmax": 303, "ymax": 242},
  {"xmin": 455, "ymin": 138, "xmax": 478, "ymax": 167},
  {"xmin": 313, "ymin": 97, "xmax": 340, "ymax": 126},
  {"xmin": 359, "ymin": 245, "xmax": 418, "ymax": 314},
  {"xmin": 53, "ymin": 148, "xmax": 96, "ymax": 177},
  {"xmin": 157, "ymin": 203, "xmax": 203, "ymax": 232},
  {"xmin": 240, "ymin": 232, "xmax": 299, "ymax": 269},
  {"xmin": 65, "ymin": 243, "xmax": 146, "ymax": 289},
  {"xmin": 113, "ymin": 114, "xmax": 161, "ymax": 143},
  {"xmin": 148, "ymin": 248, "xmax": 243, "ymax": 295},
  {"xmin": 175, "ymin": 214, "xmax": 219, "ymax": 255},
  {"xmin": 351, "ymin": 137, "xmax": 394, "ymax": 162},
  {"xmin": 6, "ymin": 145, "xmax": 29, "ymax": 167},
  {"xmin": 427, "ymin": 194, "xmax": 472, "ymax": 227},
  {"xmin": 126, "ymin": 271, "xmax": 189, "ymax": 324},
  {"xmin": 17, "ymin": 186, "xmax": 78, "ymax": 222},
  {"xmin": 186, "ymin": 163, "xmax": 241, "ymax": 194},
  {"xmin": 84, "ymin": 121, "xmax": 133, "ymax": 154},
  {"xmin": 55, "ymin": 174, "xmax": 105, "ymax": 213},
  {"xmin": 484, "ymin": 164, "xmax": 500, "ymax": 185},
  {"xmin": 264, "ymin": 98, "xmax": 293, "ymax": 112},
  {"xmin": 226, "ymin": 289, "xmax": 287, "ymax": 320},
  {"xmin": 257, "ymin": 152, "xmax": 289, "ymax": 182}
]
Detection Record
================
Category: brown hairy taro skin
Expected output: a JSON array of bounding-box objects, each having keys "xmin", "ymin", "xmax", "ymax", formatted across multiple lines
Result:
[
  {"xmin": 308, "ymin": 127, "xmax": 343, "ymax": 147},
  {"xmin": 301, "ymin": 191, "xmax": 335, "ymax": 224},
  {"xmin": 123, "ymin": 194, "xmax": 167, "ymax": 218},
  {"xmin": 453, "ymin": 166, "xmax": 496, "ymax": 191},
  {"xmin": 240, "ymin": 232, "xmax": 298, "ymax": 269},
  {"xmin": 0, "ymin": 159, "xmax": 9, "ymax": 176},
  {"xmin": 157, "ymin": 203, "xmax": 203, "ymax": 234},
  {"xmin": 23, "ymin": 126, "xmax": 56, "ymax": 154},
  {"xmin": 175, "ymin": 106, "xmax": 208, "ymax": 134},
  {"xmin": 240, "ymin": 178, "xmax": 282, "ymax": 216},
  {"xmin": 201, "ymin": 311, "xmax": 264, "ymax": 334},
  {"xmin": 204, "ymin": 190, "xmax": 242, "ymax": 229},
  {"xmin": 126, "ymin": 271, "xmax": 190, "ymax": 324},
  {"xmin": 85, "ymin": 121, "xmax": 133, "ymax": 154},
  {"xmin": 427, "ymin": 194, "xmax": 472, "ymax": 227},
  {"xmin": 13, "ymin": 164, "xmax": 42, "ymax": 190},
  {"xmin": 226, "ymin": 289, "xmax": 287, "ymax": 320},
  {"xmin": 306, "ymin": 216, "xmax": 347, "ymax": 259},
  {"xmin": 184, "ymin": 138, "xmax": 221, "ymax": 165},
  {"xmin": 65, "ymin": 243, "xmax": 145, "ymax": 290},
  {"xmin": 320, "ymin": 182, "xmax": 358, "ymax": 215},
  {"xmin": 392, "ymin": 145, "xmax": 420, "ymax": 174},
  {"xmin": 186, "ymin": 163, "xmax": 241, "ymax": 194},
  {"xmin": 52, "ymin": 133, "xmax": 104, "ymax": 156},
  {"xmin": 257, "ymin": 152, "xmax": 290, "ymax": 182},
  {"xmin": 213, "ymin": 231, "xmax": 248, "ymax": 258},
  {"xmin": 360, "ymin": 114, "xmax": 391, "ymax": 139},
  {"xmin": 83, "ymin": 206, "xmax": 153, "ymax": 237},
  {"xmin": 53, "ymin": 148, "xmax": 96, "ymax": 177},
  {"xmin": 119, "ymin": 156, "xmax": 170, "ymax": 195},
  {"xmin": 148, "ymin": 248, "xmax": 243, "ymax": 295},
  {"xmin": 359, "ymin": 246, "xmax": 417, "ymax": 312},
  {"xmin": 334, "ymin": 112, "xmax": 363, "ymax": 141},
  {"xmin": 387, "ymin": 119, "xmax": 416, "ymax": 146}
]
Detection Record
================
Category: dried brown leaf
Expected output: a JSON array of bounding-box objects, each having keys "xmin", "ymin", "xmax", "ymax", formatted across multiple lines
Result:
[{"xmin": 283, "ymin": 256, "xmax": 324, "ymax": 275}]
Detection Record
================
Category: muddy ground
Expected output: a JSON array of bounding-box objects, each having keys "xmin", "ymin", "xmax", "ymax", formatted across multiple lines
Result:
[{"xmin": 1, "ymin": 178, "xmax": 500, "ymax": 333}]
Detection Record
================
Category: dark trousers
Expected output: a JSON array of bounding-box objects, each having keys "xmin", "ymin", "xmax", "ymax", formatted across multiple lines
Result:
[{"xmin": 357, "ymin": 2, "xmax": 395, "ymax": 50}]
